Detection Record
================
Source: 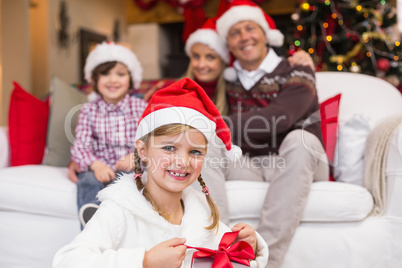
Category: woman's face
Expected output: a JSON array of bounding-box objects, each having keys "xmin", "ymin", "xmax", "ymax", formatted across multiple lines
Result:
[{"xmin": 190, "ymin": 43, "xmax": 225, "ymax": 83}]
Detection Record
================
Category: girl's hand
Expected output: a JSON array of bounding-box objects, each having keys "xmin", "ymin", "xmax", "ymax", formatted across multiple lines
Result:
[
  {"xmin": 90, "ymin": 161, "xmax": 115, "ymax": 184},
  {"xmin": 231, "ymin": 223, "xmax": 257, "ymax": 256},
  {"xmin": 143, "ymin": 238, "xmax": 187, "ymax": 268},
  {"xmin": 115, "ymin": 153, "xmax": 134, "ymax": 172}
]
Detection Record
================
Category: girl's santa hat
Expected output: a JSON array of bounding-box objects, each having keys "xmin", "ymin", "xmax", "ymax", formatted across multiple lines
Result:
[
  {"xmin": 185, "ymin": 18, "xmax": 230, "ymax": 64},
  {"xmin": 135, "ymin": 78, "xmax": 242, "ymax": 160},
  {"xmin": 216, "ymin": 0, "xmax": 284, "ymax": 47},
  {"xmin": 84, "ymin": 42, "xmax": 143, "ymax": 89}
]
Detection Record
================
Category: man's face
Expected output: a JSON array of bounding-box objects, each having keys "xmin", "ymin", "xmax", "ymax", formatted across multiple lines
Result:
[{"xmin": 227, "ymin": 20, "xmax": 268, "ymax": 71}]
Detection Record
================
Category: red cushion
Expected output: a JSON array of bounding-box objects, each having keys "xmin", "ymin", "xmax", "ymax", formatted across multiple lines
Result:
[
  {"xmin": 320, "ymin": 94, "xmax": 342, "ymax": 181},
  {"xmin": 8, "ymin": 82, "xmax": 49, "ymax": 166}
]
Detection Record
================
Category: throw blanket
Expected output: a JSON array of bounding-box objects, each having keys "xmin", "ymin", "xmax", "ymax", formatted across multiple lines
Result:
[{"xmin": 364, "ymin": 115, "xmax": 402, "ymax": 216}]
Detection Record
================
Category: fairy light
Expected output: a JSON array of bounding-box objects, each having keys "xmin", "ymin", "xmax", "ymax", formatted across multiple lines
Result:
[
  {"xmin": 338, "ymin": 20, "xmax": 343, "ymax": 25},
  {"xmin": 337, "ymin": 65, "xmax": 343, "ymax": 71},
  {"xmin": 394, "ymin": 56, "xmax": 399, "ymax": 60},
  {"xmin": 294, "ymin": 40, "xmax": 301, "ymax": 46},
  {"xmin": 363, "ymin": 13, "xmax": 369, "ymax": 18},
  {"xmin": 326, "ymin": 36, "xmax": 333, "ymax": 42},
  {"xmin": 356, "ymin": 5, "xmax": 362, "ymax": 11},
  {"xmin": 325, "ymin": 0, "xmax": 330, "ymax": 6},
  {"xmin": 301, "ymin": 3, "xmax": 310, "ymax": 11},
  {"xmin": 332, "ymin": 13, "xmax": 337, "ymax": 19},
  {"xmin": 308, "ymin": 48, "xmax": 314, "ymax": 54},
  {"xmin": 396, "ymin": 41, "xmax": 401, "ymax": 47},
  {"xmin": 323, "ymin": 22, "xmax": 329, "ymax": 28},
  {"xmin": 366, "ymin": 52, "xmax": 372, "ymax": 57},
  {"xmin": 297, "ymin": 25, "xmax": 303, "ymax": 31}
]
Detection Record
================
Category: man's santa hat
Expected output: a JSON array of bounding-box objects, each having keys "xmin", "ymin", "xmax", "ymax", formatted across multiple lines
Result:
[
  {"xmin": 216, "ymin": 0, "xmax": 284, "ymax": 47},
  {"xmin": 84, "ymin": 42, "xmax": 143, "ymax": 89},
  {"xmin": 135, "ymin": 78, "xmax": 242, "ymax": 160},
  {"xmin": 185, "ymin": 18, "xmax": 230, "ymax": 64}
]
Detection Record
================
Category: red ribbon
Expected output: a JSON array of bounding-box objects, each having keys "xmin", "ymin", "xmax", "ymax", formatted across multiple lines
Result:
[{"xmin": 187, "ymin": 231, "xmax": 255, "ymax": 268}]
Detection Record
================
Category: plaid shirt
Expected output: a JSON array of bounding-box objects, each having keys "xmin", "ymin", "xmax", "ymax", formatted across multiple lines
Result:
[{"xmin": 71, "ymin": 94, "xmax": 148, "ymax": 171}]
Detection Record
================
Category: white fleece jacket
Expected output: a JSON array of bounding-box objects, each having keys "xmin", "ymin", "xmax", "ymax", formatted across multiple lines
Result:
[{"xmin": 53, "ymin": 174, "xmax": 268, "ymax": 268}]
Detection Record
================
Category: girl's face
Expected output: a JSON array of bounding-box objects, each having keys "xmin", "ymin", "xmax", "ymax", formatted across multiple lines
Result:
[
  {"xmin": 97, "ymin": 62, "xmax": 131, "ymax": 104},
  {"xmin": 136, "ymin": 129, "xmax": 207, "ymax": 195},
  {"xmin": 190, "ymin": 43, "xmax": 225, "ymax": 83}
]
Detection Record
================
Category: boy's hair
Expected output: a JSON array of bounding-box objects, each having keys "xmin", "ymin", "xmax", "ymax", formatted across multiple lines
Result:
[
  {"xmin": 134, "ymin": 124, "xmax": 220, "ymax": 231},
  {"xmin": 91, "ymin": 61, "xmax": 134, "ymax": 94}
]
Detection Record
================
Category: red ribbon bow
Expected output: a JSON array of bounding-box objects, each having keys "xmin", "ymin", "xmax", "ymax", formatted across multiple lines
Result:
[{"xmin": 187, "ymin": 231, "xmax": 255, "ymax": 268}]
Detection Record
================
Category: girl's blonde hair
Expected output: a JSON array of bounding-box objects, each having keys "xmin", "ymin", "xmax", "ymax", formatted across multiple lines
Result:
[
  {"xmin": 134, "ymin": 124, "xmax": 220, "ymax": 231},
  {"xmin": 184, "ymin": 65, "xmax": 228, "ymax": 116}
]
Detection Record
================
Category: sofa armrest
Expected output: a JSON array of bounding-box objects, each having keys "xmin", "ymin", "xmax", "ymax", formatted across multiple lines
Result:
[
  {"xmin": 385, "ymin": 123, "xmax": 402, "ymax": 217},
  {"xmin": 0, "ymin": 127, "xmax": 10, "ymax": 168}
]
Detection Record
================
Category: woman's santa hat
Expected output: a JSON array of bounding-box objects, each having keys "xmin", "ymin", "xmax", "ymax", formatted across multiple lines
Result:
[
  {"xmin": 185, "ymin": 18, "xmax": 230, "ymax": 64},
  {"xmin": 84, "ymin": 42, "xmax": 143, "ymax": 89},
  {"xmin": 216, "ymin": 0, "xmax": 284, "ymax": 47},
  {"xmin": 135, "ymin": 78, "xmax": 242, "ymax": 160}
]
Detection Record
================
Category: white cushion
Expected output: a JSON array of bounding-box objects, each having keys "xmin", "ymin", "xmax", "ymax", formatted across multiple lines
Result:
[
  {"xmin": 334, "ymin": 114, "xmax": 371, "ymax": 186},
  {"xmin": 0, "ymin": 165, "xmax": 77, "ymax": 219},
  {"xmin": 0, "ymin": 127, "xmax": 10, "ymax": 169},
  {"xmin": 227, "ymin": 180, "xmax": 373, "ymax": 226}
]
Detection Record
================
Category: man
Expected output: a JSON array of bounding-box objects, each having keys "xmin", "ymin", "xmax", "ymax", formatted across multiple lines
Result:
[{"xmin": 201, "ymin": 0, "xmax": 329, "ymax": 267}]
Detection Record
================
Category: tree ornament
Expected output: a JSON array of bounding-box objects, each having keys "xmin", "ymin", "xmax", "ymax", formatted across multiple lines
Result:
[{"xmin": 377, "ymin": 58, "xmax": 391, "ymax": 72}]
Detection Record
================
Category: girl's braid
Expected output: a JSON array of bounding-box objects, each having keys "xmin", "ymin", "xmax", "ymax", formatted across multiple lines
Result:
[
  {"xmin": 198, "ymin": 175, "xmax": 220, "ymax": 231},
  {"xmin": 133, "ymin": 149, "xmax": 145, "ymax": 191}
]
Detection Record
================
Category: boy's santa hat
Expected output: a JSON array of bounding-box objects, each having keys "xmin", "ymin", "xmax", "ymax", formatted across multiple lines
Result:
[
  {"xmin": 84, "ymin": 42, "xmax": 143, "ymax": 89},
  {"xmin": 216, "ymin": 0, "xmax": 284, "ymax": 47},
  {"xmin": 135, "ymin": 78, "xmax": 242, "ymax": 160},
  {"xmin": 185, "ymin": 18, "xmax": 230, "ymax": 64}
]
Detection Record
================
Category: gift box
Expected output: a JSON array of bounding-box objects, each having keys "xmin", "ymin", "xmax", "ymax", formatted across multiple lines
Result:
[
  {"xmin": 192, "ymin": 258, "xmax": 250, "ymax": 268},
  {"xmin": 188, "ymin": 231, "xmax": 254, "ymax": 268}
]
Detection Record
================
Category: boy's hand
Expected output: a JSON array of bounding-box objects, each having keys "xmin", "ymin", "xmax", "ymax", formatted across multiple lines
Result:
[
  {"xmin": 67, "ymin": 161, "xmax": 81, "ymax": 183},
  {"xmin": 231, "ymin": 223, "xmax": 257, "ymax": 256},
  {"xmin": 143, "ymin": 238, "xmax": 187, "ymax": 268},
  {"xmin": 90, "ymin": 161, "xmax": 115, "ymax": 184},
  {"xmin": 114, "ymin": 153, "xmax": 134, "ymax": 172}
]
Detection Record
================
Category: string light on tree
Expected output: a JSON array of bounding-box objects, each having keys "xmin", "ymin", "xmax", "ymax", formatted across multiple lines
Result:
[{"xmin": 288, "ymin": 0, "xmax": 401, "ymax": 92}]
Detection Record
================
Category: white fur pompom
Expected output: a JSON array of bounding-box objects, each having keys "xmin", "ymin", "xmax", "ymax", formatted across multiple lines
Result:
[
  {"xmin": 225, "ymin": 144, "xmax": 242, "ymax": 161},
  {"xmin": 223, "ymin": 67, "xmax": 238, "ymax": 82},
  {"xmin": 267, "ymin": 29, "xmax": 284, "ymax": 47}
]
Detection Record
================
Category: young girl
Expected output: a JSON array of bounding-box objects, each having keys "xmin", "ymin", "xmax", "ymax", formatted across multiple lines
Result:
[
  {"xmin": 53, "ymin": 78, "xmax": 268, "ymax": 268},
  {"xmin": 71, "ymin": 42, "xmax": 148, "ymax": 227}
]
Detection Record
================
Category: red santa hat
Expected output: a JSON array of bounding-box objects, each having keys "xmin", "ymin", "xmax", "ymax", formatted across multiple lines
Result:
[
  {"xmin": 185, "ymin": 18, "xmax": 230, "ymax": 64},
  {"xmin": 135, "ymin": 78, "xmax": 242, "ymax": 160},
  {"xmin": 84, "ymin": 42, "xmax": 143, "ymax": 89},
  {"xmin": 216, "ymin": 0, "xmax": 284, "ymax": 47}
]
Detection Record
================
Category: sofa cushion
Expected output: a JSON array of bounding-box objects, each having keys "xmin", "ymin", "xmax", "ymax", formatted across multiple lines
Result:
[
  {"xmin": 43, "ymin": 77, "xmax": 87, "ymax": 167},
  {"xmin": 0, "ymin": 165, "xmax": 77, "ymax": 219},
  {"xmin": 8, "ymin": 82, "xmax": 49, "ymax": 166},
  {"xmin": 227, "ymin": 180, "xmax": 373, "ymax": 227}
]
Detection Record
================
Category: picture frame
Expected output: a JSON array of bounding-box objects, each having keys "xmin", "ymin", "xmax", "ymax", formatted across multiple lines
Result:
[{"xmin": 79, "ymin": 28, "xmax": 108, "ymax": 83}]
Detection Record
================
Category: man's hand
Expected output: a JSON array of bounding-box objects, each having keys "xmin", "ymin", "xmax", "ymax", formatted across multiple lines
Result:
[
  {"xmin": 288, "ymin": 50, "xmax": 315, "ymax": 71},
  {"xmin": 67, "ymin": 161, "xmax": 81, "ymax": 183},
  {"xmin": 90, "ymin": 161, "xmax": 115, "ymax": 184}
]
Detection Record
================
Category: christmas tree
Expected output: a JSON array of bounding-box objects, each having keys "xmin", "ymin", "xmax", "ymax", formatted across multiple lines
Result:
[{"xmin": 289, "ymin": 0, "xmax": 402, "ymax": 92}]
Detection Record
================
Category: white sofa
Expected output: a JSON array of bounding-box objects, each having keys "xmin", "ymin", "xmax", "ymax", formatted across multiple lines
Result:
[{"xmin": 1, "ymin": 72, "xmax": 402, "ymax": 268}]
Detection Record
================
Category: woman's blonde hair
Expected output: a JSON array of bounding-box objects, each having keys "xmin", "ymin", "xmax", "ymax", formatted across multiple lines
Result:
[
  {"xmin": 184, "ymin": 65, "xmax": 228, "ymax": 116},
  {"xmin": 134, "ymin": 124, "xmax": 220, "ymax": 231}
]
